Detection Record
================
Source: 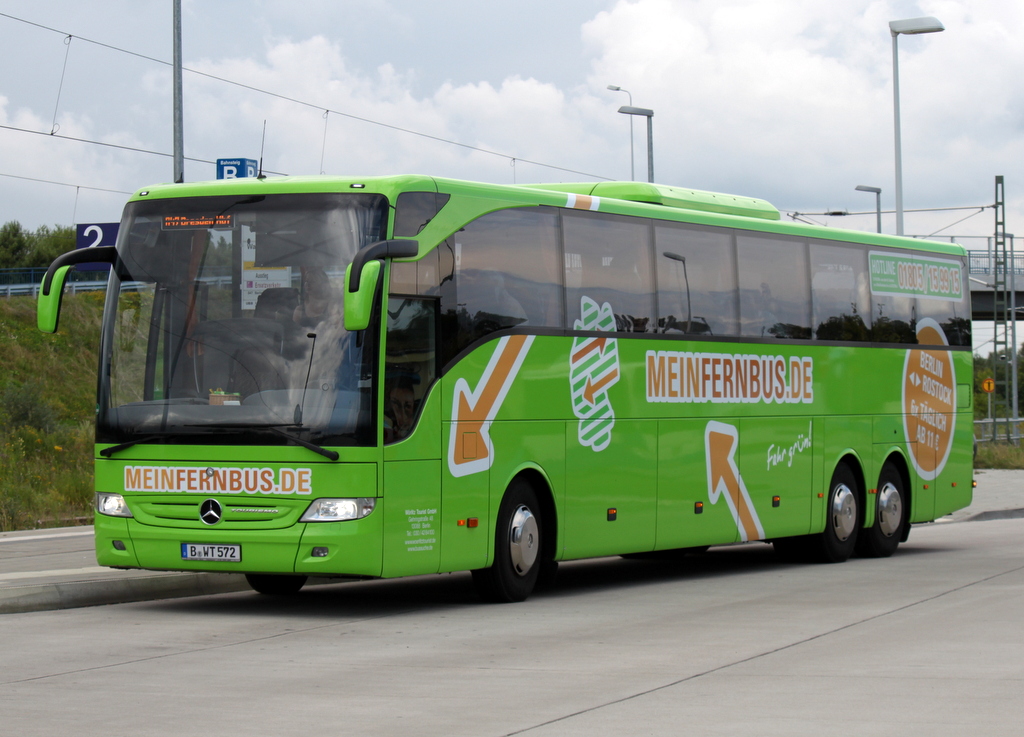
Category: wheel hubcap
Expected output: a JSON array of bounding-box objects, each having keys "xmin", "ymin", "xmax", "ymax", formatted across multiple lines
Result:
[
  {"xmin": 831, "ymin": 484, "xmax": 857, "ymax": 542},
  {"xmin": 508, "ymin": 505, "xmax": 539, "ymax": 576},
  {"xmin": 877, "ymin": 482, "xmax": 903, "ymax": 537}
]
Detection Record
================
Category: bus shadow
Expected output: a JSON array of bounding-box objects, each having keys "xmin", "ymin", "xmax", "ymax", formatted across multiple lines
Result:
[{"xmin": 152, "ymin": 540, "xmax": 948, "ymax": 618}]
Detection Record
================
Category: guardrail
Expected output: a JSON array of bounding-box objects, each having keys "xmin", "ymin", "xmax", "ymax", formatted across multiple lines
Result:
[
  {"xmin": 0, "ymin": 266, "xmax": 112, "ymax": 299},
  {"xmin": 2, "ymin": 280, "xmax": 108, "ymax": 298},
  {"xmin": 975, "ymin": 418, "xmax": 1024, "ymax": 443}
]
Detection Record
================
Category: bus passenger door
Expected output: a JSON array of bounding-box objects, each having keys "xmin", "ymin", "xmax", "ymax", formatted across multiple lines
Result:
[{"xmin": 382, "ymin": 296, "xmax": 442, "ymax": 577}]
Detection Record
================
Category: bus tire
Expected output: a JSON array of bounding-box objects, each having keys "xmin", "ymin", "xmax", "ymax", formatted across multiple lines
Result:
[
  {"xmin": 245, "ymin": 573, "xmax": 307, "ymax": 596},
  {"xmin": 856, "ymin": 461, "xmax": 906, "ymax": 558},
  {"xmin": 810, "ymin": 463, "xmax": 860, "ymax": 563},
  {"xmin": 472, "ymin": 479, "xmax": 543, "ymax": 603}
]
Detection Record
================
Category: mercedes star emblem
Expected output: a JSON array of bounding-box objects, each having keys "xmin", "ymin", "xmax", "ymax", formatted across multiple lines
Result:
[{"xmin": 199, "ymin": 498, "xmax": 223, "ymax": 525}]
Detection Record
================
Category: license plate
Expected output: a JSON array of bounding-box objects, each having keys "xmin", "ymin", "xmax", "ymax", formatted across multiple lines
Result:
[{"xmin": 181, "ymin": 543, "xmax": 241, "ymax": 562}]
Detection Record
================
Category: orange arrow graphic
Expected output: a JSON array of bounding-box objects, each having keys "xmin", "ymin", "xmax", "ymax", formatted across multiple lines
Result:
[
  {"xmin": 582, "ymin": 368, "xmax": 620, "ymax": 404},
  {"xmin": 571, "ymin": 336, "xmax": 608, "ymax": 364},
  {"xmin": 449, "ymin": 335, "xmax": 533, "ymax": 476},
  {"xmin": 704, "ymin": 421, "xmax": 764, "ymax": 542}
]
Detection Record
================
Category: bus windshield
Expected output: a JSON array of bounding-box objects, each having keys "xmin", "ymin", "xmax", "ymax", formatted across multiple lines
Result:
[{"xmin": 97, "ymin": 192, "xmax": 387, "ymax": 449}]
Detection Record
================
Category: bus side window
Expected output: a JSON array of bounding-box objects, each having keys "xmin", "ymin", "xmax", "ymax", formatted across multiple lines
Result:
[
  {"xmin": 736, "ymin": 233, "xmax": 812, "ymax": 340},
  {"xmin": 390, "ymin": 249, "xmax": 440, "ymax": 296},
  {"xmin": 654, "ymin": 223, "xmax": 738, "ymax": 336},
  {"xmin": 810, "ymin": 242, "xmax": 871, "ymax": 342},
  {"xmin": 870, "ymin": 294, "xmax": 917, "ymax": 343},
  {"xmin": 562, "ymin": 210, "xmax": 655, "ymax": 333},
  {"xmin": 393, "ymin": 192, "xmax": 451, "ymax": 237},
  {"xmin": 441, "ymin": 207, "xmax": 562, "ymax": 358}
]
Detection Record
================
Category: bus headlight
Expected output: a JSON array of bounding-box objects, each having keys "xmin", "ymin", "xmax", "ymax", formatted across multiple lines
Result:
[
  {"xmin": 300, "ymin": 498, "xmax": 376, "ymax": 522},
  {"xmin": 96, "ymin": 493, "xmax": 133, "ymax": 518}
]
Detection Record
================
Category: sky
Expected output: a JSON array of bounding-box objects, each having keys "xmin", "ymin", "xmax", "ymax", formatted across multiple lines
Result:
[{"xmin": 1, "ymin": 0, "xmax": 1021, "ymax": 350}]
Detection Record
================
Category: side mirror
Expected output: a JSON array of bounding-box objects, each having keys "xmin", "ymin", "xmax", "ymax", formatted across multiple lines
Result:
[
  {"xmin": 343, "ymin": 260, "xmax": 381, "ymax": 331},
  {"xmin": 37, "ymin": 246, "xmax": 117, "ymax": 333},
  {"xmin": 343, "ymin": 239, "xmax": 419, "ymax": 331}
]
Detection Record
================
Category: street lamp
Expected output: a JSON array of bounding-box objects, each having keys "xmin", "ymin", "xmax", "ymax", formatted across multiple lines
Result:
[
  {"xmin": 890, "ymin": 16, "xmax": 944, "ymax": 236},
  {"xmin": 618, "ymin": 106, "xmax": 654, "ymax": 183},
  {"xmin": 607, "ymin": 85, "xmax": 634, "ymax": 181},
  {"xmin": 855, "ymin": 184, "xmax": 882, "ymax": 233}
]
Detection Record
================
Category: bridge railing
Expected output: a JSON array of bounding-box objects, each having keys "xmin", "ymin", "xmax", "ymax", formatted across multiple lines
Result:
[{"xmin": 966, "ymin": 251, "xmax": 1024, "ymax": 278}]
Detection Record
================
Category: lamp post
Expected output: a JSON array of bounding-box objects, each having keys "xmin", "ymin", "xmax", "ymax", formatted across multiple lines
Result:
[
  {"xmin": 855, "ymin": 185, "xmax": 882, "ymax": 233},
  {"xmin": 890, "ymin": 16, "xmax": 944, "ymax": 236},
  {"xmin": 618, "ymin": 106, "xmax": 654, "ymax": 183},
  {"xmin": 607, "ymin": 85, "xmax": 634, "ymax": 181}
]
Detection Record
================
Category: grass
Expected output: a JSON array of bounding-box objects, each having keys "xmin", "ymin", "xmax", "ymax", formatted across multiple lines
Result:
[
  {"xmin": 0, "ymin": 293, "xmax": 103, "ymax": 531},
  {"xmin": 973, "ymin": 441, "xmax": 1024, "ymax": 470}
]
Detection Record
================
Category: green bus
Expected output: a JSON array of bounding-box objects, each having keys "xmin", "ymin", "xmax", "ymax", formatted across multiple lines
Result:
[{"xmin": 39, "ymin": 175, "xmax": 973, "ymax": 602}]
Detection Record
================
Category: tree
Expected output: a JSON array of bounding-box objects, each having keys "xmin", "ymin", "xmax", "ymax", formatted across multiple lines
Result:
[
  {"xmin": 24, "ymin": 225, "xmax": 75, "ymax": 268},
  {"xmin": 0, "ymin": 221, "xmax": 31, "ymax": 268}
]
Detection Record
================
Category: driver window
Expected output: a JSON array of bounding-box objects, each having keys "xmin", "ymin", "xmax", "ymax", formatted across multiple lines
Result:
[{"xmin": 384, "ymin": 297, "xmax": 438, "ymax": 444}]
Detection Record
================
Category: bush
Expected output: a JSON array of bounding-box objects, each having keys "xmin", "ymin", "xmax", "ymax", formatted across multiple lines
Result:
[{"xmin": 0, "ymin": 381, "xmax": 59, "ymax": 433}]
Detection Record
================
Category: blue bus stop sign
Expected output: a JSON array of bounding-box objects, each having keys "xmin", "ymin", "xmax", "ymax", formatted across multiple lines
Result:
[
  {"xmin": 217, "ymin": 158, "xmax": 259, "ymax": 179},
  {"xmin": 75, "ymin": 222, "xmax": 119, "ymax": 271}
]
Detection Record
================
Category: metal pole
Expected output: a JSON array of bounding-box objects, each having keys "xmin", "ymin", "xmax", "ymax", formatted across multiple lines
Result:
[
  {"xmin": 1012, "ymin": 234, "xmax": 1019, "ymax": 435},
  {"xmin": 855, "ymin": 186, "xmax": 882, "ymax": 233},
  {"xmin": 607, "ymin": 86, "xmax": 634, "ymax": 180},
  {"xmin": 173, "ymin": 0, "xmax": 184, "ymax": 184},
  {"xmin": 892, "ymin": 32, "xmax": 905, "ymax": 236},
  {"xmin": 646, "ymin": 115, "xmax": 654, "ymax": 184},
  {"xmin": 624, "ymin": 90, "xmax": 634, "ymax": 182}
]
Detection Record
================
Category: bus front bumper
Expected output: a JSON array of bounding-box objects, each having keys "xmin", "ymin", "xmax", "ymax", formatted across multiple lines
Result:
[{"xmin": 94, "ymin": 512, "xmax": 384, "ymax": 577}]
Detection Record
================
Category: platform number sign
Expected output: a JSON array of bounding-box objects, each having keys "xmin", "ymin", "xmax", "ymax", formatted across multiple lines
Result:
[
  {"xmin": 217, "ymin": 158, "xmax": 258, "ymax": 179},
  {"xmin": 75, "ymin": 223, "xmax": 119, "ymax": 271}
]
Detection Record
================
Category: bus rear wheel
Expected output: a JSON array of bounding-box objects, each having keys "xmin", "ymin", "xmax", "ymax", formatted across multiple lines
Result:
[
  {"xmin": 472, "ymin": 480, "xmax": 543, "ymax": 603},
  {"xmin": 246, "ymin": 573, "xmax": 307, "ymax": 596},
  {"xmin": 856, "ymin": 461, "xmax": 906, "ymax": 558},
  {"xmin": 813, "ymin": 463, "xmax": 860, "ymax": 562}
]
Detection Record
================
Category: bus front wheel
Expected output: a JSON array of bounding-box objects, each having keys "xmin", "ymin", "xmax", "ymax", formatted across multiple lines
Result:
[
  {"xmin": 472, "ymin": 480, "xmax": 543, "ymax": 603},
  {"xmin": 246, "ymin": 573, "xmax": 308, "ymax": 596},
  {"xmin": 856, "ymin": 461, "xmax": 906, "ymax": 558}
]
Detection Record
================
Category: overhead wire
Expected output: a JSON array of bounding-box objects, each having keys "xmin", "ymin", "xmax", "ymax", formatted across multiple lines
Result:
[
  {"xmin": 0, "ymin": 123, "xmax": 287, "ymax": 176},
  {"xmin": 0, "ymin": 10, "xmax": 613, "ymax": 181},
  {"xmin": 0, "ymin": 171, "xmax": 132, "ymax": 195}
]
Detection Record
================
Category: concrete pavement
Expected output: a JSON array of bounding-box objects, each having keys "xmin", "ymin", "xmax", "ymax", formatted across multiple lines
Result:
[{"xmin": 2, "ymin": 468, "xmax": 1021, "ymax": 614}]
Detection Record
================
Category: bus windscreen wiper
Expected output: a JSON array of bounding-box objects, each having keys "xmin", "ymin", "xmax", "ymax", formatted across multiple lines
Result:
[
  {"xmin": 185, "ymin": 423, "xmax": 340, "ymax": 461},
  {"xmin": 99, "ymin": 435, "xmax": 164, "ymax": 458}
]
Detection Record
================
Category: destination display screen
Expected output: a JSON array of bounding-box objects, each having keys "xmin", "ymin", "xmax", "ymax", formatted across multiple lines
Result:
[{"xmin": 162, "ymin": 213, "xmax": 234, "ymax": 230}]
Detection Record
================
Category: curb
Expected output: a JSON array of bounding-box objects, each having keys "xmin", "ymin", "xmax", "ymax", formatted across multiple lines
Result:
[{"xmin": 0, "ymin": 572, "xmax": 250, "ymax": 615}]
